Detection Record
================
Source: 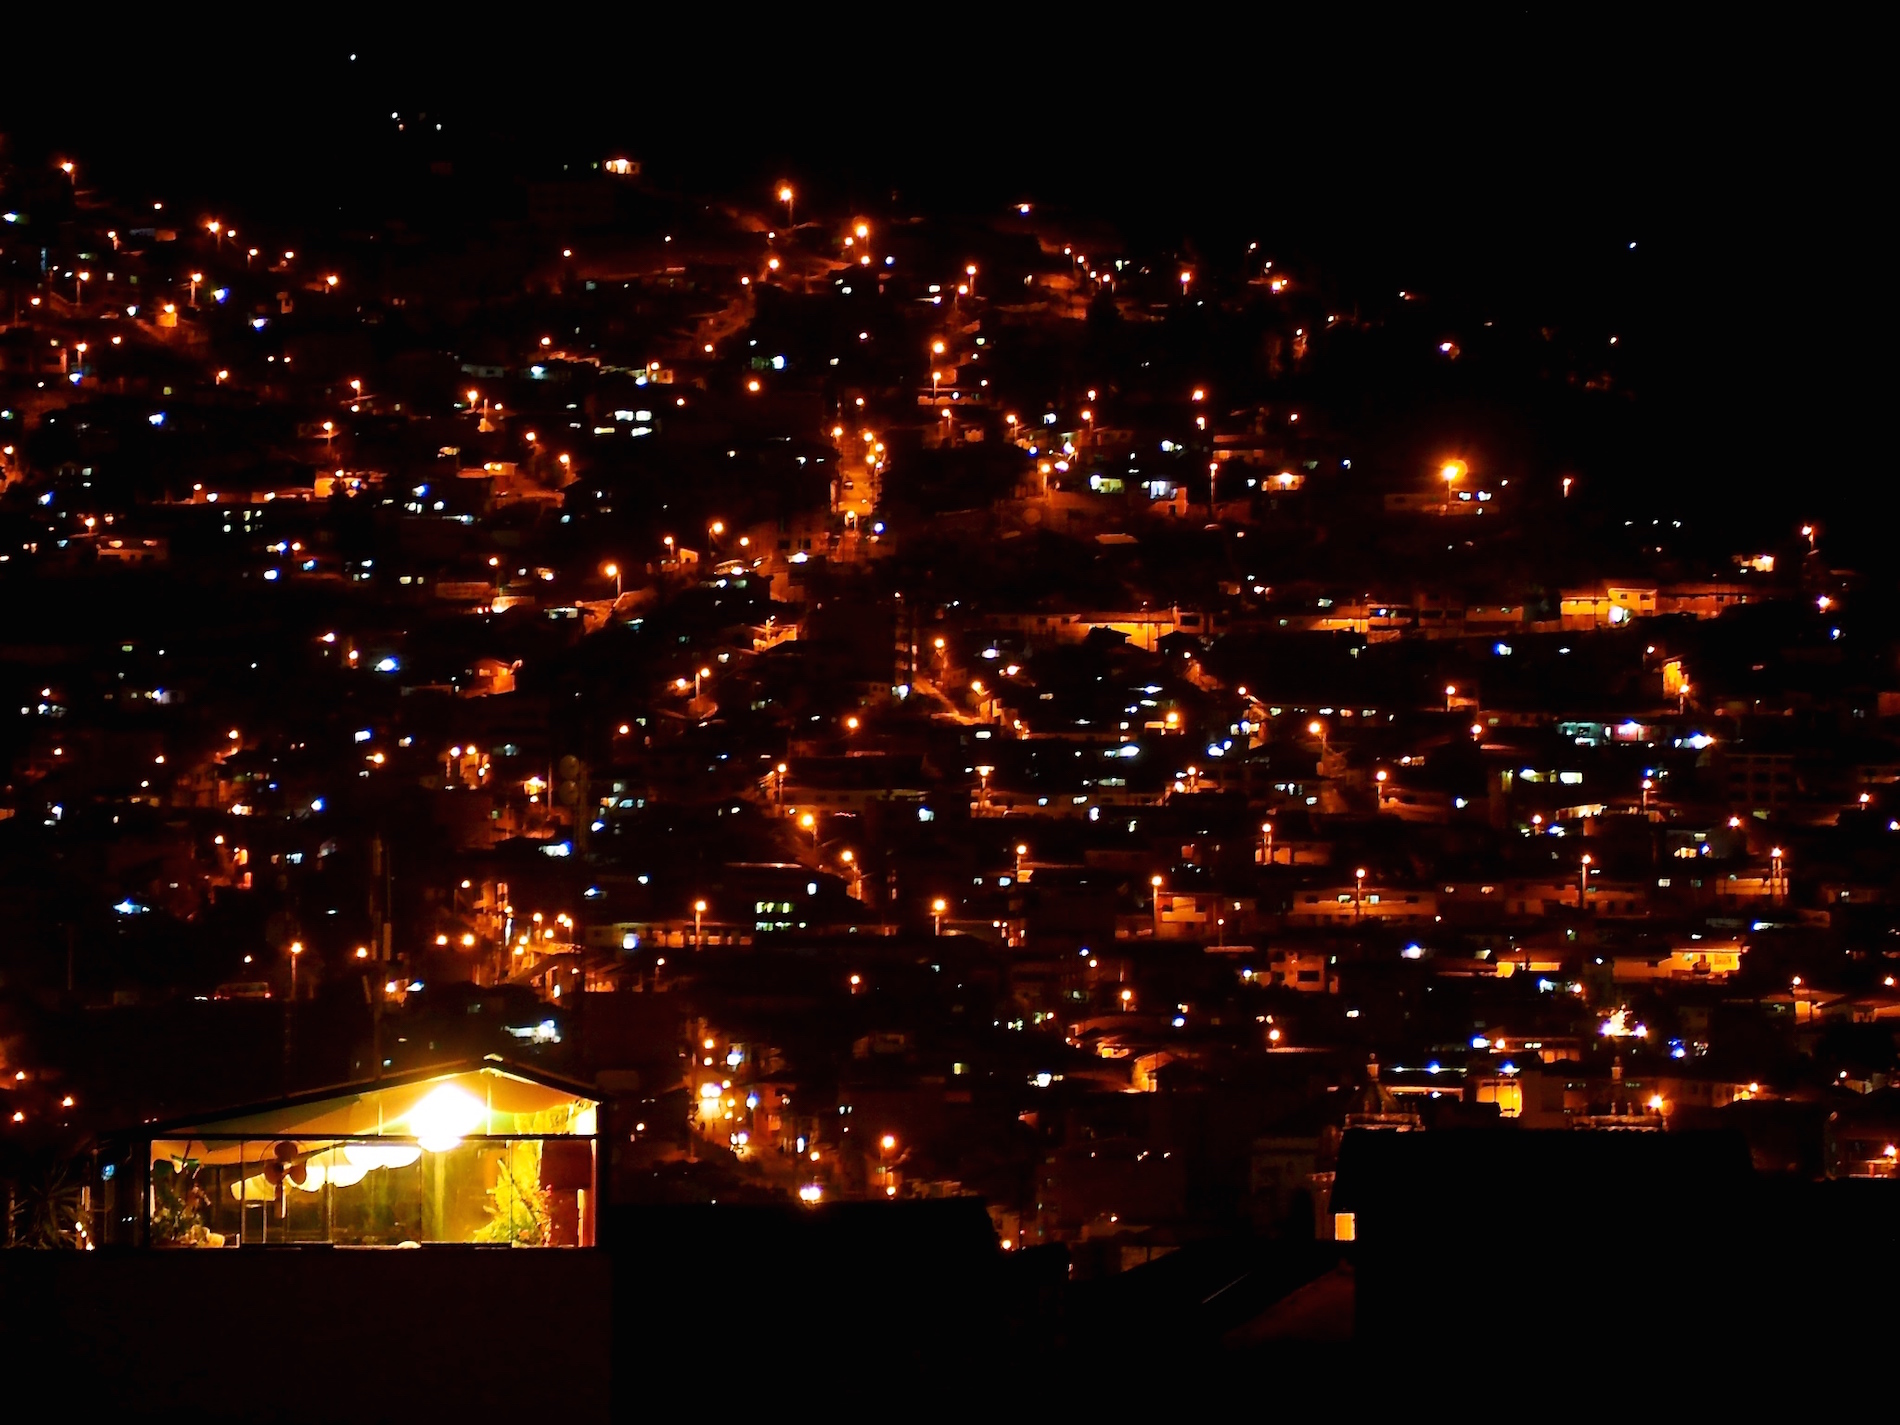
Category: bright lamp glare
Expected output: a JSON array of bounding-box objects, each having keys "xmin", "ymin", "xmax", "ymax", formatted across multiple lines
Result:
[{"xmin": 407, "ymin": 1085, "xmax": 486, "ymax": 1152}]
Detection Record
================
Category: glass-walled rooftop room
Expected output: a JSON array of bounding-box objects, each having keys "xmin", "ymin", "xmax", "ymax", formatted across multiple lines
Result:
[{"xmin": 108, "ymin": 1067, "xmax": 599, "ymax": 1248}]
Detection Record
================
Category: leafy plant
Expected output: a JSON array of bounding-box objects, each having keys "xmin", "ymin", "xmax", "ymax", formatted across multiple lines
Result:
[
  {"xmin": 6, "ymin": 1153, "xmax": 89, "ymax": 1249},
  {"xmin": 474, "ymin": 1104, "xmax": 581, "ymax": 1245},
  {"xmin": 149, "ymin": 1156, "xmax": 210, "ymax": 1247},
  {"xmin": 474, "ymin": 1138, "xmax": 548, "ymax": 1245}
]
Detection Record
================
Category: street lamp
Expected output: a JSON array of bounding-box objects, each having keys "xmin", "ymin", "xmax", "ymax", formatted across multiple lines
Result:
[
  {"xmin": 1014, "ymin": 844, "xmax": 1028, "ymax": 879},
  {"xmin": 1579, "ymin": 854, "xmax": 1593, "ymax": 904},
  {"xmin": 775, "ymin": 763, "xmax": 787, "ymax": 807},
  {"xmin": 1354, "ymin": 868, "xmax": 1367, "ymax": 922},
  {"xmin": 1445, "ymin": 684, "xmax": 1457, "ymax": 712},
  {"xmin": 932, "ymin": 899, "xmax": 947, "ymax": 936},
  {"xmin": 693, "ymin": 899, "xmax": 707, "ymax": 952},
  {"xmin": 1151, "ymin": 874, "xmax": 1164, "ymax": 938},
  {"xmin": 603, "ymin": 562, "xmax": 621, "ymax": 598},
  {"xmin": 800, "ymin": 811, "xmax": 818, "ymax": 850},
  {"xmin": 1261, "ymin": 821, "xmax": 1274, "ymax": 866},
  {"xmin": 288, "ymin": 941, "xmax": 304, "ymax": 1000},
  {"xmin": 777, "ymin": 184, "xmax": 794, "ymax": 225},
  {"xmin": 975, "ymin": 764, "xmax": 994, "ymax": 813},
  {"xmin": 1771, "ymin": 846, "xmax": 1785, "ymax": 903}
]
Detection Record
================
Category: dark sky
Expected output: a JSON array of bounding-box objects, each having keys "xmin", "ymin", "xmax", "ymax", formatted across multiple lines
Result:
[{"xmin": 3, "ymin": 18, "xmax": 1884, "ymax": 544}]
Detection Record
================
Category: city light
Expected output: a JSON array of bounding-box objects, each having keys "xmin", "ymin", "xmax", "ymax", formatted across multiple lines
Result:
[{"xmin": 7, "ymin": 103, "xmax": 1877, "ymax": 1291}]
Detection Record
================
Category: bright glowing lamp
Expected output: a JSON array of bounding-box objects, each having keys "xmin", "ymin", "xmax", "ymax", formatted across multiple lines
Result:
[{"xmin": 407, "ymin": 1084, "xmax": 486, "ymax": 1152}]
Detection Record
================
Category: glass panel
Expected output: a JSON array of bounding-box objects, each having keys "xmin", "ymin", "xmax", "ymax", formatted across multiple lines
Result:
[{"xmin": 145, "ymin": 1135, "xmax": 596, "ymax": 1246}]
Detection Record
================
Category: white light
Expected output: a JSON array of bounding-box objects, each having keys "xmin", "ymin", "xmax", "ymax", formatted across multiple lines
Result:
[
  {"xmin": 407, "ymin": 1084, "xmax": 486, "ymax": 1152},
  {"xmin": 343, "ymin": 1143, "xmax": 422, "ymax": 1172}
]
